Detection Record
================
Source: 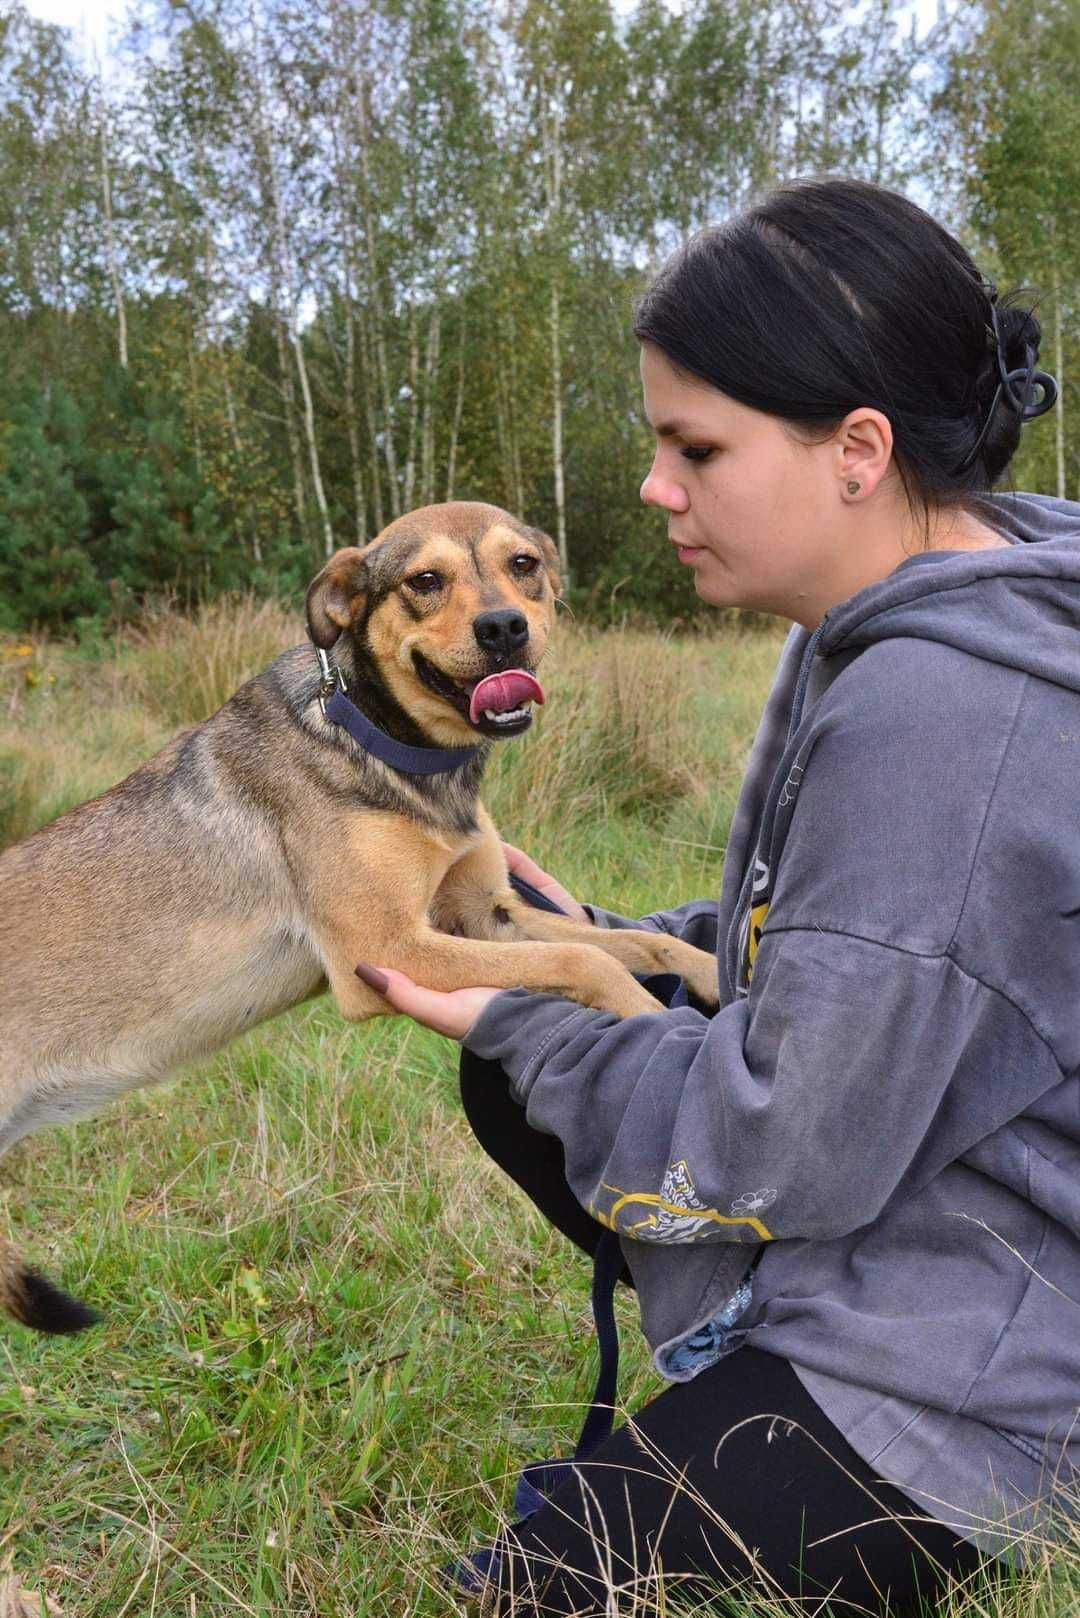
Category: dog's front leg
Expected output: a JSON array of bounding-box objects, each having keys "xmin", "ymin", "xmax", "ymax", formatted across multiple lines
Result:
[
  {"xmin": 390, "ymin": 927, "xmax": 665, "ymax": 1019},
  {"xmin": 434, "ymin": 814, "xmax": 719, "ymax": 1009},
  {"xmin": 325, "ymin": 922, "xmax": 663, "ymax": 1021},
  {"xmin": 303, "ymin": 812, "xmax": 661, "ymax": 1022}
]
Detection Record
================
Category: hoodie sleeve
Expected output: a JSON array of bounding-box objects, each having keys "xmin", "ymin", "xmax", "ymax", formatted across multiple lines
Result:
[
  {"xmin": 583, "ymin": 898, "xmax": 719, "ymax": 956},
  {"xmin": 463, "ymin": 645, "xmax": 1066, "ymax": 1245},
  {"xmin": 462, "ymin": 927, "xmax": 1060, "ymax": 1244}
]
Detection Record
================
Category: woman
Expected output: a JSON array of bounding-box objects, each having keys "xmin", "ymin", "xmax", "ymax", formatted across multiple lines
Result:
[{"xmin": 358, "ymin": 178, "xmax": 1079, "ymax": 1614}]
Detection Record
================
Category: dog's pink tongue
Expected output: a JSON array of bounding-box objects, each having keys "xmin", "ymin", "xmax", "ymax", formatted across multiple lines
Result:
[{"xmin": 469, "ymin": 669, "xmax": 545, "ymax": 724}]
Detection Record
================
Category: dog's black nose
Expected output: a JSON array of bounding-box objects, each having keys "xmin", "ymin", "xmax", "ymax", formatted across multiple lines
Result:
[{"xmin": 473, "ymin": 609, "xmax": 529, "ymax": 660}]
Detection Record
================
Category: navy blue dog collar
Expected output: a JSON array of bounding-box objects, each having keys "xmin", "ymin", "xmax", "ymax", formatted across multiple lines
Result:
[{"xmin": 315, "ymin": 647, "xmax": 481, "ymax": 776}]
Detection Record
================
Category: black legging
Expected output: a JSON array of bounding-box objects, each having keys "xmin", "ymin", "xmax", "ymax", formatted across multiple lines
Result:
[{"xmin": 459, "ymin": 1048, "xmax": 991, "ymax": 1616}]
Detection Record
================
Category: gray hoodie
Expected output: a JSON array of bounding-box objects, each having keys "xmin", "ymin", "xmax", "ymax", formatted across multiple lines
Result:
[{"xmin": 463, "ymin": 491, "xmax": 1080, "ymax": 1557}]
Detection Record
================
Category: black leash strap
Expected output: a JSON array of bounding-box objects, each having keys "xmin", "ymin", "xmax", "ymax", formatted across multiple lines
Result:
[{"xmin": 444, "ymin": 873, "xmax": 688, "ymax": 1596}]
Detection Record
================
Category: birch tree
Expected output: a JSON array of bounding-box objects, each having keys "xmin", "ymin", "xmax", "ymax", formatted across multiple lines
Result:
[{"xmin": 940, "ymin": 0, "xmax": 1080, "ymax": 498}]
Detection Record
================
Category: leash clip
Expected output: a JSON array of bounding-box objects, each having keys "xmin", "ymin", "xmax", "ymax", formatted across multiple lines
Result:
[{"xmin": 314, "ymin": 645, "xmax": 347, "ymax": 716}]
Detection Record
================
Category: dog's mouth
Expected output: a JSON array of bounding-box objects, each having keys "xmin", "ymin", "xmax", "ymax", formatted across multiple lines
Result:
[{"xmin": 412, "ymin": 652, "xmax": 545, "ymax": 739}]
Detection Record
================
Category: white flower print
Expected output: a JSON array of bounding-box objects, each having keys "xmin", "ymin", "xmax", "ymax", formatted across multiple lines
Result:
[{"xmin": 730, "ymin": 1188, "xmax": 777, "ymax": 1216}]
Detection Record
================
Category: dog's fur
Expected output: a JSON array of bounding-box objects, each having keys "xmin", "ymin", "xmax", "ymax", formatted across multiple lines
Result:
[{"xmin": 0, "ymin": 501, "xmax": 718, "ymax": 1332}]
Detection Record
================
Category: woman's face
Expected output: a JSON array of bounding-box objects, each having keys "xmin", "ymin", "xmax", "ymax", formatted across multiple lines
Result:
[{"xmin": 639, "ymin": 343, "xmax": 858, "ymax": 627}]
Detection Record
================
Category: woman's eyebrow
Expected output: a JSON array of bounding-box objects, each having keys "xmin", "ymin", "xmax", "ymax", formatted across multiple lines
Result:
[{"xmin": 648, "ymin": 416, "xmax": 713, "ymax": 439}]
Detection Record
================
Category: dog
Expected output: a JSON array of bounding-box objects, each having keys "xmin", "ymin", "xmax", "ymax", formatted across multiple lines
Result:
[{"xmin": 0, "ymin": 501, "xmax": 719, "ymax": 1333}]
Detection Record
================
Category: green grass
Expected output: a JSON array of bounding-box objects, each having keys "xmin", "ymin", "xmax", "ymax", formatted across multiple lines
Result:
[{"xmin": 0, "ymin": 613, "xmax": 1073, "ymax": 1615}]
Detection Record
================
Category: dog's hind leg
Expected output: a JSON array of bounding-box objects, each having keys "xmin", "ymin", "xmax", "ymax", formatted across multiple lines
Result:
[{"xmin": 0, "ymin": 1234, "xmax": 100, "ymax": 1335}]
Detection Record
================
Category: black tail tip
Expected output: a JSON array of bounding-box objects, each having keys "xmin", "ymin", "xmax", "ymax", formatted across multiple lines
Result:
[{"xmin": 18, "ymin": 1268, "xmax": 101, "ymax": 1334}]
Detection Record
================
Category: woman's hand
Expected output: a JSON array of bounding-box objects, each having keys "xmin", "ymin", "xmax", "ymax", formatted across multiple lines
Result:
[
  {"xmin": 501, "ymin": 840, "xmax": 591, "ymax": 924},
  {"xmin": 355, "ymin": 963, "xmax": 501, "ymax": 1040}
]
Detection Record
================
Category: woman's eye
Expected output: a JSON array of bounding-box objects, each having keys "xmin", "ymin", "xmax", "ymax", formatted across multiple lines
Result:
[
  {"xmin": 406, "ymin": 571, "xmax": 443, "ymax": 593},
  {"xmin": 680, "ymin": 445, "xmax": 714, "ymax": 463},
  {"xmin": 511, "ymin": 554, "xmax": 539, "ymax": 575}
]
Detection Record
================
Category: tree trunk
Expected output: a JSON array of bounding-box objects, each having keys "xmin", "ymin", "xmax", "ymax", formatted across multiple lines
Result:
[
  {"xmin": 344, "ymin": 303, "xmax": 366, "ymax": 541},
  {"xmin": 273, "ymin": 309, "xmax": 308, "ymax": 538},
  {"xmin": 544, "ymin": 92, "xmax": 568, "ymax": 576},
  {"xmin": 494, "ymin": 352, "xmax": 512, "ymax": 505},
  {"xmin": 186, "ymin": 335, "xmax": 203, "ymax": 476},
  {"xmin": 420, "ymin": 305, "xmax": 441, "ymax": 507},
  {"xmin": 249, "ymin": 15, "xmax": 307, "ymax": 540},
  {"xmin": 550, "ymin": 277, "xmax": 567, "ymax": 572},
  {"xmin": 505, "ymin": 311, "xmax": 525, "ymax": 515},
  {"xmin": 403, "ymin": 304, "xmax": 420, "ymax": 510},
  {"xmin": 292, "ymin": 326, "xmax": 334, "ymax": 557},
  {"xmin": 326, "ymin": 22, "xmax": 367, "ymax": 544},
  {"xmin": 250, "ymin": 7, "xmax": 334, "ymax": 556},
  {"xmin": 445, "ymin": 314, "xmax": 467, "ymax": 501},
  {"xmin": 355, "ymin": 84, "xmax": 401, "ymax": 518},
  {"xmin": 358, "ymin": 305, "xmax": 385, "ymax": 533},
  {"xmin": 98, "ymin": 96, "xmax": 128, "ymax": 370}
]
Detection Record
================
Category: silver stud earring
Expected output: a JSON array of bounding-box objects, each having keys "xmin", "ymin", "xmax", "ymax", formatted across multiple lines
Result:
[{"xmin": 846, "ymin": 480, "xmax": 861, "ymax": 495}]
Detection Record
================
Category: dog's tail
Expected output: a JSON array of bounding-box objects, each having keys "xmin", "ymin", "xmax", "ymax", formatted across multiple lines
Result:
[{"xmin": 0, "ymin": 1236, "xmax": 100, "ymax": 1334}]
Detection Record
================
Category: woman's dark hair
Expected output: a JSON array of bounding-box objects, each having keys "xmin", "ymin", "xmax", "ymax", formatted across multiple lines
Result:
[{"xmin": 634, "ymin": 177, "xmax": 1049, "ymax": 515}]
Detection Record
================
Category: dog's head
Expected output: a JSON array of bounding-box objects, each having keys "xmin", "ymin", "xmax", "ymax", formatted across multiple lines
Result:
[{"xmin": 305, "ymin": 502, "xmax": 561, "ymax": 745}]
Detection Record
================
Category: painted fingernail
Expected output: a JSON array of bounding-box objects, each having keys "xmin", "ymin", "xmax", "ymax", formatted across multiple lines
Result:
[{"xmin": 355, "ymin": 962, "xmax": 390, "ymax": 994}]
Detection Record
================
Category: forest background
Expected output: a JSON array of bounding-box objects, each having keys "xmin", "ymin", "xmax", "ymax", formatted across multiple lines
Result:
[{"xmin": 1, "ymin": 0, "xmax": 1078, "ymax": 633}]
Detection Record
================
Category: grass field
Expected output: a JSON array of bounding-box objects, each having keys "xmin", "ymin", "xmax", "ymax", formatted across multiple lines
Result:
[{"xmin": 0, "ymin": 607, "xmax": 1074, "ymax": 1616}]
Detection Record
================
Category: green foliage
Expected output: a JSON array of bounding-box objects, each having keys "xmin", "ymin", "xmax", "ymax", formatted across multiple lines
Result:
[
  {"xmin": 936, "ymin": 0, "xmax": 1080, "ymax": 498},
  {"xmin": 0, "ymin": 0, "xmax": 987, "ymax": 633},
  {"xmin": 0, "ymin": 386, "xmax": 102, "ymax": 630},
  {"xmin": 0, "ymin": 367, "xmax": 257, "ymax": 628}
]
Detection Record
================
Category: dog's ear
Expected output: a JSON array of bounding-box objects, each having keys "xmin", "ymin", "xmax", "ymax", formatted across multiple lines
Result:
[
  {"xmin": 306, "ymin": 546, "xmax": 371, "ymax": 649},
  {"xmin": 526, "ymin": 526, "xmax": 562, "ymax": 597}
]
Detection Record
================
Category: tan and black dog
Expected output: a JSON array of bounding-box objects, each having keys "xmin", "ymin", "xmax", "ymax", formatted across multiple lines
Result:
[{"xmin": 0, "ymin": 501, "xmax": 718, "ymax": 1333}]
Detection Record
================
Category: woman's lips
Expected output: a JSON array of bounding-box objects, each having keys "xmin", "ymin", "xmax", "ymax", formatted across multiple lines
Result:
[{"xmin": 672, "ymin": 541, "xmax": 705, "ymax": 563}]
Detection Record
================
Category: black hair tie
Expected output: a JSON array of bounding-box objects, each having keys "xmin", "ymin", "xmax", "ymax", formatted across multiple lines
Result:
[{"xmin": 953, "ymin": 302, "xmax": 1058, "ymax": 476}]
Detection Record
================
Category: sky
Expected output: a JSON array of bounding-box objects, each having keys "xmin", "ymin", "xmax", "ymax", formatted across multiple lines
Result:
[
  {"xmin": 23, "ymin": 0, "xmax": 949, "ymax": 65},
  {"xmin": 21, "ymin": 0, "xmax": 116, "ymax": 64}
]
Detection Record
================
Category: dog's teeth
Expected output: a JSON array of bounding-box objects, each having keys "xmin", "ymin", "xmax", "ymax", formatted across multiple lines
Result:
[{"xmin": 483, "ymin": 705, "xmax": 529, "ymax": 726}]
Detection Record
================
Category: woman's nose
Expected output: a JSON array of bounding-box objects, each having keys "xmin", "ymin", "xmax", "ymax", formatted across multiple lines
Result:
[{"xmin": 640, "ymin": 460, "xmax": 689, "ymax": 513}]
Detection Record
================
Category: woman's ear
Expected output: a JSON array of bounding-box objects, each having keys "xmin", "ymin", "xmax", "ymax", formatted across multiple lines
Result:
[
  {"xmin": 836, "ymin": 407, "xmax": 893, "ymax": 499},
  {"xmin": 305, "ymin": 547, "xmax": 371, "ymax": 649}
]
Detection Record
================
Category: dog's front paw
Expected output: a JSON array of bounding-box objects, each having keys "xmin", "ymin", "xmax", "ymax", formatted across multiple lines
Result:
[{"xmin": 657, "ymin": 941, "xmax": 720, "ymax": 1010}]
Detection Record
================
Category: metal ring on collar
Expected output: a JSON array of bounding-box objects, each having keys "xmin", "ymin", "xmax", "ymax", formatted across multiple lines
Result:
[{"xmin": 313, "ymin": 643, "xmax": 347, "ymax": 716}]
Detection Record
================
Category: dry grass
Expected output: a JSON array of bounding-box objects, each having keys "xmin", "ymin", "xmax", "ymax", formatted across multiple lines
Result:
[
  {"xmin": 0, "ymin": 604, "xmax": 780, "ymax": 877},
  {"xmin": 115, "ymin": 594, "xmax": 299, "ymax": 730}
]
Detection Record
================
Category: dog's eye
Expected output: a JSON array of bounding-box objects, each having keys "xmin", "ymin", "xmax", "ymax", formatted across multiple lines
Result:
[
  {"xmin": 511, "ymin": 554, "xmax": 539, "ymax": 576},
  {"xmin": 405, "ymin": 571, "xmax": 443, "ymax": 594}
]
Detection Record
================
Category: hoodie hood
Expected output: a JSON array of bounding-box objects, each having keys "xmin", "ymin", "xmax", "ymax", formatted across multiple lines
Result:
[{"xmin": 818, "ymin": 491, "xmax": 1080, "ymax": 697}]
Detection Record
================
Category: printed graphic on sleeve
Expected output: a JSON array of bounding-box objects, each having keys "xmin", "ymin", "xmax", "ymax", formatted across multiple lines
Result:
[
  {"xmin": 737, "ymin": 856, "xmax": 771, "ymax": 995},
  {"xmin": 590, "ymin": 1158, "xmax": 773, "ymax": 1243},
  {"xmin": 736, "ymin": 741, "xmax": 811, "ymax": 995}
]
